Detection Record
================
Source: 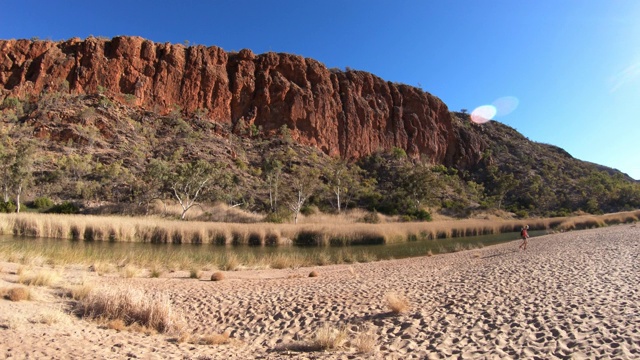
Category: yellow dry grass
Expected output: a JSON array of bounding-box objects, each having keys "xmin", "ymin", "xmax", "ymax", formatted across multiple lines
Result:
[
  {"xmin": 69, "ymin": 283, "xmax": 94, "ymax": 301},
  {"xmin": 18, "ymin": 270, "xmax": 60, "ymax": 287},
  {"xmin": 31, "ymin": 308, "xmax": 70, "ymax": 325},
  {"xmin": 352, "ymin": 326, "xmax": 377, "ymax": 354},
  {"xmin": 200, "ymin": 331, "xmax": 231, "ymax": 345},
  {"xmin": 313, "ymin": 324, "xmax": 348, "ymax": 350},
  {"xmin": 1, "ymin": 210, "xmax": 638, "ymax": 247},
  {"xmin": 74, "ymin": 287, "xmax": 184, "ymax": 334},
  {"xmin": 385, "ymin": 292, "xmax": 410, "ymax": 315},
  {"xmin": 189, "ymin": 268, "xmax": 201, "ymax": 279}
]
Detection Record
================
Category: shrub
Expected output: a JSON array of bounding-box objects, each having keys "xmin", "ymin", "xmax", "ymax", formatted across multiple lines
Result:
[
  {"xmin": 150, "ymin": 268, "xmax": 162, "ymax": 278},
  {"xmin": 47, "ymin": 201, "xmax": 80, "ymax": 214},
  {"xmin": 391, "ymin": 147, "xmax": 407, "ymax": 159},
  {"xmin": 300, "ymin": 205, "xmax": 317, "ymax": 216},
  {"xmin": 0, "ymin": 201, "xmax": 17, "ymax": 213},
  {"xmin": 361, "ymin": 211, "xmax": 380, "ymax": 224},
  {"xmin": 189, "ymin": 268, "xmax": 201, "ymax": 279},
  {"xmin": 1, "ymin": 97, "xmax": 21, "ymax": 110},
  {"xmin": 7, "ymin": 287, "xmax": 31, "ymax": 301},
  {"xmin": 263, "ymin": 210, "xmax": 290, "ymax": 223},
  {"xmin": 32, "ymin": 197, "xmax": 55, "ymax": 209},
  {"xmin": 210, "ymin": 272, "xmax": 225, "ymax": 281},
  {"xmin": 413, "ymin": 209, "xmax": 432, "ymax": 221}
]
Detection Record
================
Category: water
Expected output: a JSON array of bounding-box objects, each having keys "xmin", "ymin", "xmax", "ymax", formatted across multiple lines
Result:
[{"xmin": 0, "ymin": 230, "xmax": 546, "ymax": 267}]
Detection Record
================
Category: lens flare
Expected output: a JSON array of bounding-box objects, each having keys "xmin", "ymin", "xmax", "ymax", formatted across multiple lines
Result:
[
  {"xmin": 492, "ymin": 96, "xmax": 519, "ymax": 117},
  {"xmin": 470, "ymin": 105, "xmax": 497, "ymax": 124},
  {"xmin": 610, "ymin": 62, "xmax": 640, "ymax": 93}
]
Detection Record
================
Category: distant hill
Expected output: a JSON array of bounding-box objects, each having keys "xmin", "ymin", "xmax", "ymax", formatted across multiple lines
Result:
[{"xmin": 0, "ymin": 37, "xmax": 638, "ymax": 218}]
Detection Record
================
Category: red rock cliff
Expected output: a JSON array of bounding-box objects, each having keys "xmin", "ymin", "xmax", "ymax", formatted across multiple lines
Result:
[{"xmin": 0, "ymin": 36, "xmax": 479, "ymax": 166}]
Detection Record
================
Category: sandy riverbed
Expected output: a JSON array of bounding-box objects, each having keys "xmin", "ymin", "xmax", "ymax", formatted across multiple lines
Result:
[{"xmin": 1, "ymin": 224, "xmax": 639, "ymax": 359}]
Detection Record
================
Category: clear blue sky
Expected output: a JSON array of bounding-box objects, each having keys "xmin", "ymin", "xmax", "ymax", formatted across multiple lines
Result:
[{"xmin": 2, "ymin": 1, "xmax": 639, "ymax": 179}]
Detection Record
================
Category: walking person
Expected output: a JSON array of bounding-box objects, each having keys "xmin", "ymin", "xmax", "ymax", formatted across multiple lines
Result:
[{"xmin": 519, "ymin": 225, "xmax": 530, "ymax": 250}]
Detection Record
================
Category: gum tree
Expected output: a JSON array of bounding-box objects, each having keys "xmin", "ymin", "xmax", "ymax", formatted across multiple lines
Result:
[{"xmin": 169, "ymin": 159, "xmax": 229, "ymax": 220}]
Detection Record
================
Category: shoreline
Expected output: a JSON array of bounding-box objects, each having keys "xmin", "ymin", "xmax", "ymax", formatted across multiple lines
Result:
[{"xmin": 1, "ymin": 224, "xmax": 639, "ymax": 359}]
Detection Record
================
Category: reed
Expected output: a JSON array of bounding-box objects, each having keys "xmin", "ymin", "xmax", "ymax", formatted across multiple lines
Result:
[
  {"xmin": 1, "ymin": 211, "xmax": 637, "ymax": 247},
  {"xmin": 0, "ymin": 210, "xmax": 637, "ymax": 272}
]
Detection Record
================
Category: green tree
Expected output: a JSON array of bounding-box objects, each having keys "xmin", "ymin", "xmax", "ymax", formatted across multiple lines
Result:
[
  {"xmin": 486, "ymin": 165, "xmax": 519, "ymax": 210},
  {"xmin": 400, "ymin": 163, "xmax": 442, "ymax": 210},
  {"xmin": 263, "ymin": 157, "xmax": 283, "ymax": 212},
  {"xmin": 0, "ymin": 135, "xmax": 13, "ymax": 202},
  {"xmin": 169, "ymin": 160, "xmax": 228, "ymax": 220},
  {"xmin": 326, "ymin": 160, "xmax": 366, "ymax": 213},
  {"xmin": 287, "ymin": 166, "xmax": 320, "ymax": 224},
  {"xmin": 133, "ymin": 158, "xmax": 170, "ymax": 212},
  {"xmin": 10, "ymin": 140, "xmax": 35, "ymax": 213}
]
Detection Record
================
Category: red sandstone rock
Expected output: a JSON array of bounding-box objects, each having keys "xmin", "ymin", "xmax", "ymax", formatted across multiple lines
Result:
[{"xmin": 0, "ymin": 36, "xmax": 480, "ymax": 167}]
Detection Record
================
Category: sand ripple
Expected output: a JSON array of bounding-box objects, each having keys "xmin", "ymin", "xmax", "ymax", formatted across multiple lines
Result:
[{"xmin": 1, "ymin": 224, "xmax": 639, "ymax": 359}]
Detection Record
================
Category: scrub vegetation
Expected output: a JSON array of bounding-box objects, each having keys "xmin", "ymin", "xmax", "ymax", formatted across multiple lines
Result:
[{"xmin": 0, "ymin": 93, "xmax": 638, "ymax": 225}]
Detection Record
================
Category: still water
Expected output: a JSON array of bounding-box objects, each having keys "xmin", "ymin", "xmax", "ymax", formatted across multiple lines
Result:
[{"xmin": 0, "ymin": 230, "xmax": 546, "ymax": 267}]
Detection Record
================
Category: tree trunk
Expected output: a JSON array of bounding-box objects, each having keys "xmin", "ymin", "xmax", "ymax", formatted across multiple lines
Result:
[{"xmin": 15, "ymin": 184, "xmax": 22, "ymax": 213}]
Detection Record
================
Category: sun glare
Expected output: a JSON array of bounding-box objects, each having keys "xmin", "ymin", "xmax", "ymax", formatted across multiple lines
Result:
[
  {"xmin": 492, "ymin": 96, "xmax": 519, "ymax": 117},
  {"xmin": 470, "ymin": 105, "xmax": 496, "ymax": 124}
]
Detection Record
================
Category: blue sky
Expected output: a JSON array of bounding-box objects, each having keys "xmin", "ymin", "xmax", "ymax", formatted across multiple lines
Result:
[{"xmin": 2, "ymin": 1, "xmax": 639, "ymax": 179}]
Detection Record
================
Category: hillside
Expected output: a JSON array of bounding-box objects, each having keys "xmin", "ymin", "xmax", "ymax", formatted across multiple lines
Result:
[{"xmin": 0, "ymin": 37, "xmax": 638, "ymax": 219}]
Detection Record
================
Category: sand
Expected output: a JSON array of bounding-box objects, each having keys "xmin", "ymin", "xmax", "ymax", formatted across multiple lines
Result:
[{"xmin": 1, "ymin": 224, "xmax": 639, "ymax": 359}]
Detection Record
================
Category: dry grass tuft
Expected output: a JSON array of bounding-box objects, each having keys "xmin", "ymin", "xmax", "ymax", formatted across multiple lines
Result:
[
  {"xmin": 189, "ymin": 268, "xmax": 202, "ymax": 279},
  {"xmin": 70, "ymin": 283, "xmax": 94, "ymax": 301},
  {"xmin": 129, "ymin": 322, "xmax": 158, "ymax": 335},
  {"xmin": 7, "ymin": 287, "xmax": 31, "ymax": 301},
  {"xmin": 75, "ymin": 287, "xmax": 183, "ymax": 334},
  {"xmin": 200, "ymin": 330, "xmax": 231, "ymax": 345},
  {"xmin": 177, "ymin": 331, "xmax": 192, "ymax": 343},
  {"xmin": 0, "ymin": 314, "xmax": 24, "ymax": 329},
  {"xmin": 308, "ymin": 270, "xmax": 319, "ymax": 278},
  {"xmin": 352, "ymin": 326, "xmax": 377, "ymax": 354},
  {"xmin": 107, "ymin": 319, "xmax": 126, "ymax": 331},
  {"xmin": 121, "ymin": 265, "xmax": 139, "ymax": 278},
  {"xmin": 32, "ymin": 308, "xmax": 70, "ymax": 325},
  {"xmin": 313, "ymin": 324, "xmax": 348, "ymax": 350},
  {"xmin": 210, "ymin": 272, "xmax": 225, "ymax": 281},
  {"xmin": 223, "ymin": 254, "xmax": 240, "ymax": 271},
  {"xmin": 385, "ymin": 292, "xmax": 410, "ymax": 315},
  {"xmin": 19, "ymin": 270, "xmax": 60, "ymax": 287},
  {"xmin": 90, "ymin": 262, "xmax": 116, "ymax": 275}
]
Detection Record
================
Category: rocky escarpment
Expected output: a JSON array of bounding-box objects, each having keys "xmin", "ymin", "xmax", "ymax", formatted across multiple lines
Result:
[{"xmin": 0, "ymin": 36, "xmax": 482, "ymax": 166}]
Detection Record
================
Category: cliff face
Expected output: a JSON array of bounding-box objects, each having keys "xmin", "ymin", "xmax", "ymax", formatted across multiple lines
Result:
[{"xmin": 0, "ymin": 36, "xmax": 482, "ymax": 166}]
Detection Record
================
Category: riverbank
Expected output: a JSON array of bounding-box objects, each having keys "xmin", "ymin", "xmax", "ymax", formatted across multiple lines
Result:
[
  {"xmin": 1, "ymin": 223, "xmax": 639, "ymax": 358},
  {"xmin": 1, "ymin": 210, "xmax": 638, "ymax": 246}
]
